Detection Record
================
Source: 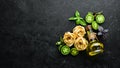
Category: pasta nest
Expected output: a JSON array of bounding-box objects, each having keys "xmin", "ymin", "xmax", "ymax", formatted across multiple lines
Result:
[
  {"xmin": 63, "ymin": 32, "xmax": 76, "ymax": 47},
  {"xmin": 73, "ymin": 26, "xmax": 86, "ymax": 37},
  {"xmin": 74, "ymin": 37, "xmax": 88, "ymax": 51},
  {"xmin": 63, "ymin": 26, "xmax": 88, "ymax": 50}
]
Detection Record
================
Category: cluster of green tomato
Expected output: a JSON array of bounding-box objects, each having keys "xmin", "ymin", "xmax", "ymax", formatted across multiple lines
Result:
[
  {"xmin": 56, "ymin": 37, "xmax": 79, "ymax": 56},
  {"xmin": 69, "ymin": 10, "xmax": 105, "ymax": 30},
  {"xmin": 85, "ymin": 11, "xmax": 105, "ymax": 30}
]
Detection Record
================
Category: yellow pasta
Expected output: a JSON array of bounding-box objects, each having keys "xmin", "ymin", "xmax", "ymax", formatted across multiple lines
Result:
[
  {"xmin": 73, "ymin": 26, "xmax": 86, "ymax": 37},
  {"xmin": 63, "ymin": 32, "xmax": 76, "ymax": 47},
  {"xmin": 74, "ymin": 37, "xmax": 88, "ymax": 51}
]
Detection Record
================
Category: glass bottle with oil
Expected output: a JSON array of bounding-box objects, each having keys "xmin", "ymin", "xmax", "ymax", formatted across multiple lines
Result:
[{"xmin": 86, "ymin": 25, "xmax": 104, "ymax": 56}]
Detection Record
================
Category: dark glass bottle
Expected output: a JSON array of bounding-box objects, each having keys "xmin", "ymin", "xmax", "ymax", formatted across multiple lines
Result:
[{"xmin": 86, "ymin": 25, "xmax": 104, "ymax": 56}]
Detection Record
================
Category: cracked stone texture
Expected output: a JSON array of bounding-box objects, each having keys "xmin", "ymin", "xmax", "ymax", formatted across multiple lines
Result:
[{"xmin": 0, "ymin": 0, "xmax": 120, "ymax": 68}]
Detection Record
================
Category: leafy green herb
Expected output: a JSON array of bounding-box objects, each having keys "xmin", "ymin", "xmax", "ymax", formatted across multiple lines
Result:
[{"xmin": 69, "ymin": 10, "xmax": 86, "ymax": 26}]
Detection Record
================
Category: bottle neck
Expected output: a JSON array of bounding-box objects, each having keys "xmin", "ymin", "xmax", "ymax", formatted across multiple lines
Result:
[{"xmin": 86, "ymin": 25, "xmax": 99, "ymax": 42}]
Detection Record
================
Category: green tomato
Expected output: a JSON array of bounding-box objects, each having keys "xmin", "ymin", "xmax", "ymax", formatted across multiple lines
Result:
[
  {"xmin": 70, "ymin": 48, "xmax": 79, "ymax": 56},
  {"xmin": 96, "ymin": 14, "xmax": 105, "ymax": 24},
  {"xmin": 92, "ymin": 21, "xmax": 98, "ymax": 30},
  {"xmin": 85, "ymin": 12, "xmax": 94, "ymax": 23},
  {"xmin": 60, "ymin": 45, "xmax": 70, "ymax": 55}
]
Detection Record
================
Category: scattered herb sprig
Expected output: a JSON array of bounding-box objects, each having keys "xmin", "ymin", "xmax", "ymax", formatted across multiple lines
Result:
[{"xmin": 69, "ymin": 10, "xmax": 87, "ymax": 26}]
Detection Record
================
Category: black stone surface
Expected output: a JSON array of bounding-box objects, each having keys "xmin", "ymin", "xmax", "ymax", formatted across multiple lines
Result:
[{"xmin": 0, "ymin": 0, "xmax": 120, "ymax": 68}]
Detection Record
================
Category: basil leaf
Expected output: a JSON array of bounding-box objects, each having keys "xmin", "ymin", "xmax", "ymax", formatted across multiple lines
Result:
[
  {"xmin": 75, "ymin": 10, "xmax": 80, "ymax": 17},
  {"xmin": 69, "ymin": 17, "xmax": 77, "ymax": 20},
  {"xmin": 76, "ymin": 19, "xmax": 80, "ymax": 25}
]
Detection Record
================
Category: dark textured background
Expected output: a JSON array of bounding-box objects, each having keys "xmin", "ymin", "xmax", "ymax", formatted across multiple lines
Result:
[{"xmin": 0, "ymin": 0, "xmax": 120, "ymax": 68}]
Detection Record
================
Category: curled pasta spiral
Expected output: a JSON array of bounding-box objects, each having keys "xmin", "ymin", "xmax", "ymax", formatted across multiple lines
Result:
[
  {"xmin": 74, "ymin": 37, "xmax": 88, "ymax": 51},
  {"xmin": 73, "ymin": 26, "xmax": 86, "ymax": 37},
  {"xmin": 63, "ymin": 32, "xmax": 76, "ymax": 47}
]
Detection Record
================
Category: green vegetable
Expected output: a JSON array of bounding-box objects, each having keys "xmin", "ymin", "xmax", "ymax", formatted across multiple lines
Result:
[
  {"xmin": 70, "ymin": 48, "xmax": 79, "ymax": 56},
  {"xmin": 56, "ymin": 36, "xmax": 64, "ymax": 46},
  {"xmin": 75, "ymin": 10, "xmax": 80, "ymax": 17},
  {"xmin": 96, "ymin": 11, "xmax": 103, "ymax": 15},
  {"xmin": 75, "ymin": 18, "xmax": 86, "ymax": 26},
  {"xmin": 69, "ymin": 17, "xmax": 77, "ymax": 20},
  {"xmin": 85, "ymin": 12, "xmax": 94, "ymax": 23},
  {"xmin": 60, "ymin": 45, "xmax": 70, "ymax": 55},
  {"xmin": 92, "ymin": 21, "xmax": 98, "ymax": 30},
  {"xmin": 96, "ymin": 14, "xmax": 105, "ymax": 24},
  {"xmin": 58, "ymin": 45, "xmax": 63, "ymax": 51},
  {"xmin": 76, "ymin": 19, "xmax": 81, "ymax": 25},
  {"xmin": 60, "ymin": 36, "xmax": 64, "ymax": 43},
  {"xmin": 80, "ymin": 19, "xmax": 87, "ymax": 26},
  {"xmin": 56, "ymin": 41, "xmax": 62, "ymax": 45},
  {"xmin": 69, "ymin": 10, "xmax": 86, "ymax": 26}
]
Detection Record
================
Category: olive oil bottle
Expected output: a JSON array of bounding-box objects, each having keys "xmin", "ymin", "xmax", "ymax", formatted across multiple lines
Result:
[{"xmin": 86, "ymin": 25, "xmax": 104, "ymax": 56}]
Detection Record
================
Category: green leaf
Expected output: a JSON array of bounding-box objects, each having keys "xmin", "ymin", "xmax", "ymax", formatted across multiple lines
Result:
[
  {"xmin": 79, "ymin": 17, "xmax": 83, "ymax": 19},
  {"xmin": 76, "ymin": 19, "xmax": 81, "ymax": 25},
  {"xmin": 76, "ymin": 16, "xmax": 83, "ymax": 20},
  {"xmin": 97, "ymin": 11, "xmax": 103, "ymax": 15},
  {"xmin": 79, "ymin": 19, "xmax": 87, "ymax": 26},
  {"xmin": 58, "ymin": 45, "xmax": 63, "ymax": 51},
  {"xmin": 87, "ymin": 31, "xmax": 90, "ymax": 35},
  {"xmin": 75, "ymin": 10, "xmax": 80, "ymax": 17},
  {"xmin": 60, "ymin": 36, "xmax": 64, "ymax": 42},
  {"xmin": 68, "ymin": 17, "xmax": 77, "ymax": 20}
]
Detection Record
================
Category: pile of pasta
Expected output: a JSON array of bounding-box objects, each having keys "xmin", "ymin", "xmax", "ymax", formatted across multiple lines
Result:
[{"xmin": 63, "ymin": 26, "xmax": 88, "ymax": 51}]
